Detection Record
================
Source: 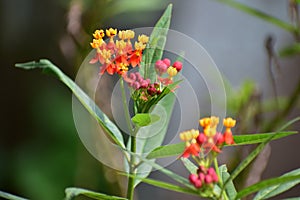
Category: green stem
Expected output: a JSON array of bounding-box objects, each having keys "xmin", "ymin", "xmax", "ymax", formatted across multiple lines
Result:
[
  {"xmin": 214, "ymin": 158, "xmax": 229, "ymax": 200},
  {"xmin": 127, "ymin": 133, "xmax": 137, "ymax": 200},
  {"xmin": 120, "ymin": 78, "xmax": 137, "ymax": 200}
]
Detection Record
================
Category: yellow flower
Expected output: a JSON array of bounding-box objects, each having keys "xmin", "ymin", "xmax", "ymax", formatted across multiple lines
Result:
[
  {"xmin": 106, "ymin": 28, "xmax": 117, "ymax": 37},
  {"xmin": 134, "ymin": 41, "xmax": 146, "ymax": 51},
  {"xmin": 118, "ymin": 30, "xmax": 126, "ymax": 40},
  {"xmin": 93, "ymin": 29, "xmax": 105, "ymax": 39},
  {"xmin": 223, "ymin": 118, "xmax": 236, "ymax": 128},
  {"xmin": 199, "ymin": 116, "xmax": 219, "ymax": 137},
  {"xmin": 125, "ymin": 30, "xmax": 135, "ymax": 40},
  {"xmin": 199, "ymin": 117, "xmax": 211, "ymax": 128},
  {"xmin": 138, "ymin": 34, "xmax": 149, "ymax": 44},
  {"xmin": 180, "ymin": 129, "xmax": 199, "ymax": 141},
  {"xmin": 100, "ymin": 49, "xmax": 112, "ymax": 64},
  {"xmin": 90, "ymin": 39, "xmax": 104, "ymax": 49},
  {"xmin": 167, "ymin": 67, "xmax": 177, "ymax": 77},
  {"xmin": 116, "ymin": 40, "xmax": 127, "ymax": 54}
]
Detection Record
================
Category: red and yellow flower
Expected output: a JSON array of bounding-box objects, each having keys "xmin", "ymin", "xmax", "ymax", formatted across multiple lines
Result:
[{"xmin": 89, "ymin": 28, "xmax": 149, "ymax": 75}]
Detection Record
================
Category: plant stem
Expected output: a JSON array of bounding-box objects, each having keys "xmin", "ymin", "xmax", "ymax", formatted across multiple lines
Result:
[
  {"xmin": 120, "ymin": 78, "xmax": 136, "ymax": 200},
  {"xmin": 214, "ymin": 158, "xmax": 229, "ymax": 200},
  {"xmin": 127, "ymin": 133, "xmax": 137, "ymax": 200}
]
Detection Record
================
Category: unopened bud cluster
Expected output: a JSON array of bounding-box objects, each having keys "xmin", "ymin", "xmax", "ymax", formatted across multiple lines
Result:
[{"xmin": 189, "ymin": 167, "xmax": 218, "ymax": 188}]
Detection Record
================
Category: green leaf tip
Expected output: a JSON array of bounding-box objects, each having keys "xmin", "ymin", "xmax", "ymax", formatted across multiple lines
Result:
[
  {"xmin": 15, "ymin": 59, "xmax": 125, "ymax": 149},
  {"xmin": 140, "ymin": 3, "xmax": 173, "ymax": 81},
  {"xmin": 15, "ymin": 59, "xmax": 52, "ymax": 70}
]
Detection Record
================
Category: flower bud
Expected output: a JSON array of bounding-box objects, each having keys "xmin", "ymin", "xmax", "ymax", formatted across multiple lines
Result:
[
  {"xmin": 205, "ymin": 174, "xmax": 213, "ymax": 184},
  {"xmin": 133, "ymin": 82, "xmax": 140, "ymax": 90},
  {"xmin": 129, "ymin": 73, "xmax": 136, "ymax": 80},
  {"xmin": 162, "ymin": 58, "xmax": 171, "ymax": 66},
  {"xmin": 173, "ymin": 61, "xmax": 182, "ymax": 72},
  {"xmin": 198, "ymin": 172, "xmax": 205, "ymax": 182},
  {"xmin": 197, "ymin": 133, "xmax": 207, "ymax": 145}
]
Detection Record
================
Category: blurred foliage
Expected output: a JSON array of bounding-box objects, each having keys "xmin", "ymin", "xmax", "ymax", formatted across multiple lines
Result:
[
  {"xmin": 216, "ymin": 0, "xmax": 300, "ymax": 195},
  {"xmin": 1, "ymin": 0, "xmax": 166, "ymax": 199}
]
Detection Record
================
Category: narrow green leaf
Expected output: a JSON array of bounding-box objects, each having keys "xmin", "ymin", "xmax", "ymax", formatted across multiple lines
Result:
[
  {"xmin": 128, "ymin": 151, "xmax": 194, "ymax": 189},
  {"xmin": 232, "ymin": 131, "xmax": 298, "ymax": 146},
  {"xmin": 214, "ymin": 0, "xmax": 297, "ymax": 33},
  {"xmin": 279, "ymin": 43, "xmax": 300, "ymax": 57},
  {"xmin": 123, "ymin": 173, "xmax": 199, "ymax": 196},
  {"xmin": 0, "ymin": 191, "xmax": 28, "ymax": 200},
  {"xmin": 65, "ymin": 187, "xmax": 127, "ymax": 200},
  {"xmin": 131, "ymin": 113, "xmax": 160, "ymax": 127},
  {"xmin": 134, "ymin": 92, "xmax": 177, "ymax": 186},
  {"xmin": 147, "ymin": 131, "xmax": 297, "ymax": 159},
  {"xmin": 140, "ymin": 4, "xmax": 172, "ymax": 81},
  {"xmin": 181, "ymin": 157, "xmax": 198, "ymax": 174},
  {"xmin": 236, "ymin": 175, "xmax": 300, "ymax": 199},
  {"xmin": 223, "ymin": 133, "xmax": 275, "ymax": 188},
  {"xmin": 147, "ymin": 142, "xmax": 185, "ymax": 159},
  {"xmin": 219, "ymin": 165, "xmax": 238, "ymax": 200},
  {"xmin": 15, "ymin": 59, "xmax": 125, "ymax": 148},
  {"xmin": 277, "ymin": 117, "xmax": 300, "ymax": 132},
  {"xmin": 254, "ymin": 168, "xmax": 300, "ymax": 200}
]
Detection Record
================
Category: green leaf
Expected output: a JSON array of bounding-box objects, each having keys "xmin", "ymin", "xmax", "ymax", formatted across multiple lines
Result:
[
  {"xmin": 140, "ymin": 4, "xmax": 172, "ymax": 82},
  {"xmin": 214, "ymin": 0, "xmax": 297, "ymax": 33},
  {"xmin": 232, "ymin": 131, "xmax": 298, "ymax": 146},
  {"xmin": 254, "ymin": 168, "xmax": 300, "ymax": 200},
  {"xmin": 131, "ymin": 113, "xmax": 160, "ymax": 127},
  {"xmin": 0, "ymin": 191, "xmax": 28, "ymax": 200},
  {"xmin": 123, "ymin": 173, "xmax": 199, "ymax": 196},
  {"xmin": 147, "ymin": 142, "xmax": 185, "ymax": 159},
  {"xmin": 140, "ymin": 79, "xmax": 182, "ymax": 113},
  {"xmin": 279, "ymin": 43, "xmax": 300, "ymax": 57},
  {"xmin": 277, "ymin": 117, "xmax": 300, "ymax": 132},
  {"xmin": 236, "ymin": 174, "xmax": 300, "ymax": 199},
  {"xmin": 223, "ymin": 133, "xmax": 276, "ymax": 189},
  {"xmin": 65, "ymin": 187, "xmax": 127, "ymax": 200},
  {"xmin": 181, "ymin": 157, "xmax": 198, "ymax": 174},
  {"xmin": 134, "ymin": 91, "xmax": 177, "ymax": 186},
  {"xmin": 219, "ymin": 165, "xmax": 238, "ymax": 200},
  {"xmin": 128, "ymin": 151, "xmax": 194, "ymax": 189},
  {"xmin": 147, "ymin": 131, "xmax": 297, "ymax": 159},
  {"xmin": 15, "ymin": 59, "xmax": 125, "ymax": 148}
]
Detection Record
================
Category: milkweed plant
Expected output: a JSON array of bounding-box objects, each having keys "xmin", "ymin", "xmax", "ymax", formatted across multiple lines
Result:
[{"xmin": 2, "ymin": 4, "xmax": 300, "ymax": 200}]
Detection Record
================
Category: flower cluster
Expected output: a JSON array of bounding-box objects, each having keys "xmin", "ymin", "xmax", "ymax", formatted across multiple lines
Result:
[
  {"xmin": 180, "ymin": 117, "xmax": 236, "ymax": 158},
  {"xmin": 189, "ymin": 167, "xmax": 218, "ymax": 188},
  {"xmin": 123, "ymin": 72, "xmax": 162, "ymax": 102},
  {"xmin": 180, "ymin": 116, "xmax": 236, "ymax": 189},
  {"xmin": 155, "ymin": 58, "xmax": 182, "ymax": 85},
  {"xmin": 89, "ymin": 28, "xmax": 183, "ymax": 113},
  {"xmin": 89, "ymin": 28, "xmax": 149, "ymax": 75}
]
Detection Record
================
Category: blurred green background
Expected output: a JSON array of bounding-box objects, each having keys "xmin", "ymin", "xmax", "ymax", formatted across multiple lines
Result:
[{"xmin": 1, "ymin": 0, "xmax": 300, "ymax": 199}]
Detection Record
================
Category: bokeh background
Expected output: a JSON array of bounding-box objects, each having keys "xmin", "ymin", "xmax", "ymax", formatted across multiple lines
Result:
[{"xmin": 1, "ymin": 0, "xmax": 300, "ymax": 199}]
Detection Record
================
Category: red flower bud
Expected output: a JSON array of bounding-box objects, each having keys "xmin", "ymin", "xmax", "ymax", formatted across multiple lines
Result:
[
  {"xmin": 162, "ymin": 58, "xmax": 171, "ymax": 66},
  {"xmin": 173, "ymin": 61, "xmax": 182, "ymax": 72},
  {"xmin": 205, "ymin": 174, "xmax": 213, "ymax": 184},
  {"xmin": 197, "ymin": 133, "xmax": 207, "ymax": 145}
]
